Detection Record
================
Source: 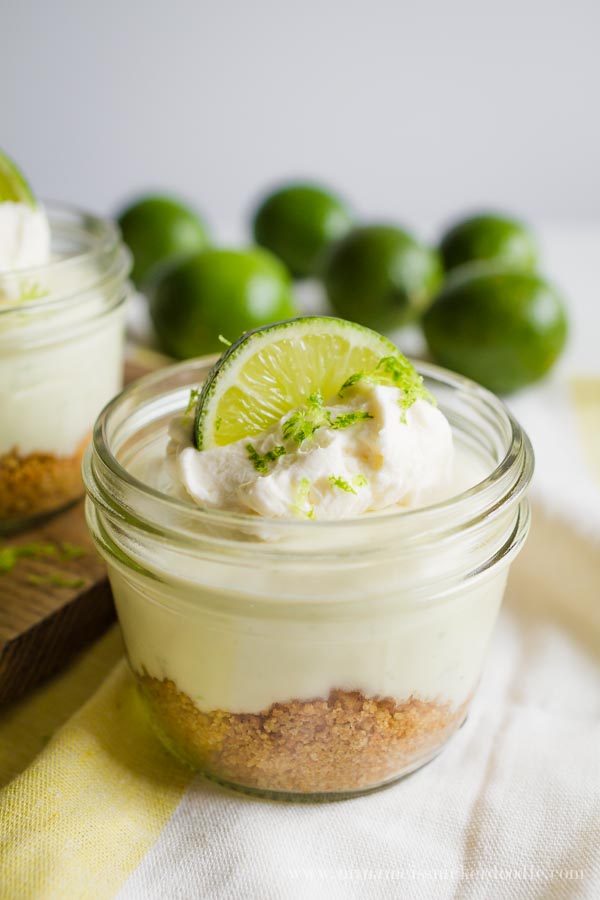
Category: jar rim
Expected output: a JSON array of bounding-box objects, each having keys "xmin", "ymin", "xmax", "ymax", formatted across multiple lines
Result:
[
  {"xmin": 84, "ymin": 355, "xmax": 534, "ymax": 546},
  {"xmin": 0, "ymin": 199, "xmax": 130, "ymax": 315}
]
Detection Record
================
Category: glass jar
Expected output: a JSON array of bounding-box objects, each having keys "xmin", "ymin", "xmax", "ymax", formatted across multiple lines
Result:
[
  {"xmin": 0, "ymin": 202, "xmax": 131, "ymax": 532},
  {"xmin": 83, "ymin": 358, "xmax": 533, "ymax": 801}
]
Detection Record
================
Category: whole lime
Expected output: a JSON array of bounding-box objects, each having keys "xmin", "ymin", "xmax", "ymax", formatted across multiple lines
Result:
[
  {"xmin": 117, "ymin": 194, "xmax": 209, "ymax": 288},
  {"xmin": 439, "ymin": 212, "xmax": 538, "ymax": 273},
  {"xmin": 322, "ymin": 224, "xmax": 442, "ymax": 332},
  {"xmin": 423, "ymin": 264, "xmax": 568, "ymax": 393},
  {"xmin": 252, "ymin": 183, "xmax": 353, "ymax": 278},
  {"xmin": 149, "ymin": 247, "xmax": 298, "ymax": 358}
]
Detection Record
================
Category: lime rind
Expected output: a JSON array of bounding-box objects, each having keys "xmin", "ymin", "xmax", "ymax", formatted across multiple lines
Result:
[
  {"xmin": 193, "ymin": 316, "xmax": 404, "ymax": 450},
  {"xmin": 0, "ymin": 149, "xmax": 36, "ymax": 207}
]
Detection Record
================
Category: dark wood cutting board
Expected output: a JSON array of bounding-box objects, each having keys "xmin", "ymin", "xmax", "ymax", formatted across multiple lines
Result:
[
  {"xmin": 0, "ymin": 351, "xmax": 166, "ymax": 705},
  {"xmin": 0, "ymin": 501, "xmax": 113, "ymax": 704}
]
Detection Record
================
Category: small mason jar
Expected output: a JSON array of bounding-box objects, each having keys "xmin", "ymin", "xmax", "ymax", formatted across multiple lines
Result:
[
  {"xmin": 0, "ymin": 202, "xmax": 131, "ymax": 532},
  {"xmin": 84, "ymin": 358, "xmax": 533, "ymax": 801}
]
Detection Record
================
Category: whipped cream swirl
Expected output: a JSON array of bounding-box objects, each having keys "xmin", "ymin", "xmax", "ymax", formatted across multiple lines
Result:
[
  {"xmin": 169, "ymin": 382, "xmax": 453, "ymax": 520},
  {"xmin": 0, "ymin": 201, "xmax": 51, "ymax": 273}
]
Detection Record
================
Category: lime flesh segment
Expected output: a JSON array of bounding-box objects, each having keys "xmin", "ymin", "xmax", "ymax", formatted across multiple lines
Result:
[
  {"xmin": 0, "ymin": 150, "xmax": 35, "ymax": 206},
  {"xmin": 194, "ymin": 316, "xmax": 400, "ymax": 449}
]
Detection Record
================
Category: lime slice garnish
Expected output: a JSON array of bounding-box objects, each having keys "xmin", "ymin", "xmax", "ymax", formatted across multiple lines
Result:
[
  {"xmin": 0, "ymin": 149, "xmax": 36, "ymax": 206},
  {"xmin": 194, "ymin": 316, "xmax": 404, "ymax": 450}
]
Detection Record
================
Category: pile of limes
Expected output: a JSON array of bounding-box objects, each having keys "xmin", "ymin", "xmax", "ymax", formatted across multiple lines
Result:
[
  {"xmin": 423, "ymin": 215, "xmax": 567, "ymax": 393},
  {"xmin": 117, "ymin": 184, "xmax": 568, "ymax": 394}
]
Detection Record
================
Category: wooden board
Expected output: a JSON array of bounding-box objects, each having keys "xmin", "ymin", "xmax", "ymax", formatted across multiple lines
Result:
[
  {"xmin": 0, "ymin": 501, "xmax": 113, "ymax": 704},
  {"xmin": 0, "ymin": 353, "xmax": 163, "ymax": 706}
]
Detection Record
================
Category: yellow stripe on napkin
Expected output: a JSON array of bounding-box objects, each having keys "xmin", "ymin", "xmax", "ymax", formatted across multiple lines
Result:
[
  {"xmin": 570, "ymin": 376, "xmax": 600, "ymax": 487},
  {"xmin": 0, "ymin": 627, "xmax": 123, "ymax": 788},
  {"xmin": 0, "ymin": 659, "xmax": 192, "ymax": 899}
]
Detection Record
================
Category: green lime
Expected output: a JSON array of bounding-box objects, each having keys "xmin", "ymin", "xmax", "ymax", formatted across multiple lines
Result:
[
  {"xmin": 0, "ymin": 149, "xmax": 35, "ymax": 206},
  {"xmin": 252, "ymin": 183, "xmax": 353, "ymax": 278},
  {"xmin": 439, "ymin": 212, "xmax": 538, "ymax": 273},
  {"xmin": 323, "ymin": 225, "xmax": 442, "ymax": 332},
  {"xmin": 117, "ymin": 194, "xmax": 209, "ymax": 288},
  {"xmin": 194, "ymin": 315, "xmax": 420, "ymax": 449},
  {"xmin": 149, "ymin": 247, "xmax": 298, "ymax": 360},
  {"xmin": 423, "ymin": 265, "xmax": 568, "ymax": 393}
]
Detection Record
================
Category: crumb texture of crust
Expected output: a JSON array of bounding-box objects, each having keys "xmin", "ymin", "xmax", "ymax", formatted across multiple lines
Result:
[
  {"xmin": 0, "ymin": 437, "xmax": 89, "ymax": 522},
  {"xmin": 140, "ymin": 676, "xmax": 469, "ymax": 794}
]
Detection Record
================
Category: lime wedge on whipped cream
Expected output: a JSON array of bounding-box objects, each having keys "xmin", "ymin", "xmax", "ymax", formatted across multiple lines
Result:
[
  {"xmin": 0, "ymin": 149, "xmax": 36, "ymax": 207},
  {"xmin": 194, "ymin": 316, "xmax": 427, "ymax": 450}
]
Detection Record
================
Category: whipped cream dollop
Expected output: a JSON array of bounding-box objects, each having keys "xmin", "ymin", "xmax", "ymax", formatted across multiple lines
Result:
[
  {"xmin": 0, "ymin": 201, "xmax": 51, "ymax": 273},
  {"xmin": 169, "ymin": 382, "xmax": 454, "ymax": 520}
]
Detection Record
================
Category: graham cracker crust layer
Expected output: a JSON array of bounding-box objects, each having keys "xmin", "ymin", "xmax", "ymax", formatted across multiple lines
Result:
[
  {"xmin": 0, "ymin": 436, "xmax": 89, "ymax": 523},
  {"xmin": 140, "ymin": 675, "xmax": 468, "ymax": 794}
]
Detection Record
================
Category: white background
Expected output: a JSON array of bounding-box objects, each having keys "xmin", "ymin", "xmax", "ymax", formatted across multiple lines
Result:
[{"xmin": 3, "ymin": 0, "xmax": 600, "ymax": 239}]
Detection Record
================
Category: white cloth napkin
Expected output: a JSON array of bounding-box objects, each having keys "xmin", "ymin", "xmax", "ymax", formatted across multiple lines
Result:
[{"xmin": 117, "ymin": 511, "xmax": 600, "ymax": 899}]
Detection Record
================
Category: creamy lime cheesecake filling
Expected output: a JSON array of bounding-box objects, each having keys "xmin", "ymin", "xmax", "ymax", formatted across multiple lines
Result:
[
  {"xmin": 112, "ymin": 418, "xmax": 503, "ymax": 714},
  {"xmin": 0, "ymin": 201, "xmax": 50, "ymax": 273},
  {"xmin": 113, "ymin": 429, "xmax": 503, "ymax": 713},
  {"xmin": 170, "ymin": 382, "xmax": 453, "ymax": 519}
]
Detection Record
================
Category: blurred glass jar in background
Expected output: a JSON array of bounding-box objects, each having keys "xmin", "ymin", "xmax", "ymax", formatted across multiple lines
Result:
[{"xmin": 0, "ymin": 202, "xmax": 131, "ymax": 533}]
